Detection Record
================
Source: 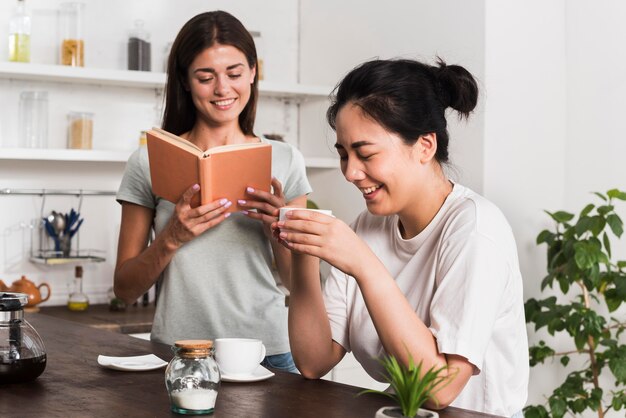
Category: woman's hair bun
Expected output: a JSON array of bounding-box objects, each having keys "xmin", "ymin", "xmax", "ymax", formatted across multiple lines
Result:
[{"xmin": 434, "ymin": 57, "xmax": 478, "ymax": 118}]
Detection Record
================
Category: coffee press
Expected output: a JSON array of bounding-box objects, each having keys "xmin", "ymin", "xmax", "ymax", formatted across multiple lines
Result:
[{"xmin": 0, "ymin": 292, "xmax": 47, "ymax": 384}]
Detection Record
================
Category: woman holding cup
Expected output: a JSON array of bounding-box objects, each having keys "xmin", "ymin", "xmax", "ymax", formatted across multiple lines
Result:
[{"xmin": 277, "ymin": 58, "xmax": 528, "ymax": 416}]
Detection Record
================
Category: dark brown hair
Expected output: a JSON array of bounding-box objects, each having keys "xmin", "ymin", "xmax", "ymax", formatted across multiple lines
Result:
[
  {"xmin": 327, "ymin": 58, "xmax": 478, "ymax": 163},
  {"xmin": 162, "ymin": 11, "xmax": 258, "ymax": 135}
]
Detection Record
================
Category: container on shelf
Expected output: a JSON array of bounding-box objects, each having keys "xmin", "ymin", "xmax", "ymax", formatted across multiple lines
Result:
[
  {"xmin": 250, "ymin": 31, "xmax": 263, "ymax": 80},
  {"xmin": 59, "ymin": 2, "xmax": 85, "ymax": 67},
  {"xmin": 8, "ymin": 0, "xmax": 31, "ymax": 63},
  {"xmin": 67, "ymin": 111, "xmax": 93, "ymax": 149},
  {"xmin": 18, "ymin": 91, "xmax": 48, "ymax": 148},
  {"xmin": 128, "ymin": 20, "xmax": 151, "ymax": 71}
]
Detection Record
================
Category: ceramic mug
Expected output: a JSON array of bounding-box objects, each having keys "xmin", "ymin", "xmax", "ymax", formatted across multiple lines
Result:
[
  {"xmin": 214, "ymin": 338, "xmax": 266, "ymax": 377},
  {"xmin": 278, "ymin": 207, "xmax": 333, "ymax": 221},
  {"xmin": 278, "ymin": 207, "xmax": 333, "ymax": 234}
]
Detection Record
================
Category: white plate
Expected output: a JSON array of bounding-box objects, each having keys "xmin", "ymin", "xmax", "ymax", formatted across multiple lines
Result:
[
  {"xmin": 220, "ymin": 365, "xmax": 275, "ymax": 382},
  {"xmin": 97, "ymin": 354, "xmax": 167, "ymax": 371}
]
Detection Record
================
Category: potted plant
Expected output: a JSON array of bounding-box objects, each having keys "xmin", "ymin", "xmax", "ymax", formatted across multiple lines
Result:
[
  {"xmin": 524, "ymin": 189, "xmax": 626, "ymax": 418},
  {"xmin": 360, "ymin": 354, "xmax": 449, "ymax": 418}
]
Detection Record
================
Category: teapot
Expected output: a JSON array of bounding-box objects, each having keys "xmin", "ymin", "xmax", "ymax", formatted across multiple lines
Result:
[{"xmin": 9, "ymin": 276, "xmax": 51, "ymax": 307}]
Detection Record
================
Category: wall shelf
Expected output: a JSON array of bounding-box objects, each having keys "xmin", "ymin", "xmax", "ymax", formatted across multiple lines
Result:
[
  {"xmin": 0, "ymin": 148, "xmax": 131, "ymax": 162},
  {"xmin": 0, "ymin": 62, "xmax": 332, "ymax": 99},
  {"xmin": 1, "ymin": 147, "xmax": 338, "ymax": 168}
]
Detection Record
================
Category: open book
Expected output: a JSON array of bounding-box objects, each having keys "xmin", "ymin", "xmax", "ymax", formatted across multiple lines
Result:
[{"xmin": 146, "ymin": 128, "xmax": 272, "ymax": 211}]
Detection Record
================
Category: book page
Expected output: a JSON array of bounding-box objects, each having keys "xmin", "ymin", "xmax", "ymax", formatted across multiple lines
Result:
[
  {"xmin": 202, "ymin": 141, "xmax": 268, "ymax": 157},
  {"xmin": 151, "ymin": 127, "xmax": 203, "ymax": 155}
]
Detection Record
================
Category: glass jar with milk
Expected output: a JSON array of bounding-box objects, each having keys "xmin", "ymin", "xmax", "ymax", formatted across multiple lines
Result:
[{"xmin": 165, "ymin": 340, "xmax": 220, "ymax": 415}]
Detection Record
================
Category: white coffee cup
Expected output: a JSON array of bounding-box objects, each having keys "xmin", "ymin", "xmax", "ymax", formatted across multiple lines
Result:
[
  {"xmin": 214, "ymin": 338, "xmax": 266, "ymax": 377},
  {"xmin": 278, "ymin": 207, "xmax": 333, "ymax": 221}
]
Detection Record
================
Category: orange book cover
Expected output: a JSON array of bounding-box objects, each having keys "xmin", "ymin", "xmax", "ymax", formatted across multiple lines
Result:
[{"xmin": 146, "ymin": 128, "xmax": 272, "ymax": 211}]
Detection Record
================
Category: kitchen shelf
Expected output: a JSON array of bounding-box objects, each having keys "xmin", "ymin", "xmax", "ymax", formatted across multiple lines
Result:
[
  {"xmin": 0, "ymin": 147, "xmax": 338, "ymax": 167},
  {"xmin": 0, "ymin": 148, "xmax": 131, "ymax": 162},
  {"xmin": 30, "ymin": 250, "xmax": 106, "ymax": 265},
  {"xmin": 0, "ymin": 62, "xmax": 332, "ymax": 100}
]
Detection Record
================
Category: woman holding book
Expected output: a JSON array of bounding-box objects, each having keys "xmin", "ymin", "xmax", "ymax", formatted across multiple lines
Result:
[
  {"xmin": 114, "ymin": 11, "xmax": 311, "ymax": 373},
  {"xmin": 276, "ymin": 58, "xmax": 528, "ymax": 415}
]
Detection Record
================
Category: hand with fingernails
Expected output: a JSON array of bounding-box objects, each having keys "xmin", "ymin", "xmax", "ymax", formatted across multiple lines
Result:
[
  {"xmin": 163, "ymin": 183, "xmax": 232, "ymax": 249},
  {"xmin": 238, "ymin": 177, "xmax": 286, "ymax": 238}
]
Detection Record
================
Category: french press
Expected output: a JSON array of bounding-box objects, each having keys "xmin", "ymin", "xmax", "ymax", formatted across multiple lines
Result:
[{"xmin": 0, "ymin": 292, "xmax": 47, "ymax": 384}]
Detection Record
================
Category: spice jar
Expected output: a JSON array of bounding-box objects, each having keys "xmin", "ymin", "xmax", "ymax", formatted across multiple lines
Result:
[
  {"xmin": 67, "ymin": 111, "xmax": 93, "ymax": 149},
  {"xmin": 59, "ymin": 2, "xmax": 85, "ymax": 67},
  {"xmin": 128, "ymin": 20, "xmax": 151, "ymax": 71},
  {"xmin": 165, "ymin": 340, "xmax": 220, "ymax": 415}
]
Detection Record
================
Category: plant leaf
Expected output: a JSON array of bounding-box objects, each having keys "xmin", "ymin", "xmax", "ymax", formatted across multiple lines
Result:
[{"xmin": 607, "ymin": 213, "xmax": 624, "ymax": 238}]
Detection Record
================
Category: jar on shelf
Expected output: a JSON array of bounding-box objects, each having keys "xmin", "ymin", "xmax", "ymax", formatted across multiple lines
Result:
[
  {"xmin": 8, "ymin": 0, "xmax": 31, "ymax": 63},
  {"xmin": 67, "ymin": 111, "xmax": 93, "ymax": 149},
  {"xmin": 250, "ymin": 31, "xmax": 264, "ymax": 80},
  {"xmin": 59, "ymin": 2, "xmax": 85, "ymax": 67},
  {"xmin": 165, "ymin": 340, "xmax": 220, "ymax": 415},
  {"xmin": 128, "ymin": 20, "xmax": 151, "ymax": 71},
  {"xmin": 18, "ymin": 91, "xmax": 48, "ymax": 148}
]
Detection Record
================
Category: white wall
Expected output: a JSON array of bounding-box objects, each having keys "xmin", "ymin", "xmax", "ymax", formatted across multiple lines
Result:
[{"xmin": 484, "ymin": 0, "xmax": 569, "ymax": 410}]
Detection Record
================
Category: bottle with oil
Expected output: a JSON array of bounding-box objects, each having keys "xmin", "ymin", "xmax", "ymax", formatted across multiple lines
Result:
[
  {"xmin": 8, "ymin": 0, "xmax": 31, "ymax": 63},
  {"xmin": 67, "ymin": 265, "xmax": 89, "ymax": 311}
]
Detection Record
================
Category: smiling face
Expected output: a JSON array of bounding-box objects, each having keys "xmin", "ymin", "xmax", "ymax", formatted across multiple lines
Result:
[
  {"xmin": 335, "ymin": 103, "xmax": 430, "ymax": 216},
  {"xmin": 187, "ymin": 43, "xmax": 256, "ymax": 128}
]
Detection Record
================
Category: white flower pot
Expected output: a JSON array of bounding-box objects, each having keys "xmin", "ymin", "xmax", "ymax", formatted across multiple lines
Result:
[{"xmin": 375, "ymin": 406, "xmax": 439, "ymax": 418}]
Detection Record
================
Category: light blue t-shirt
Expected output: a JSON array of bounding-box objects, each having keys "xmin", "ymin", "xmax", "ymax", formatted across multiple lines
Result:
[{"xmin": 117, "ymin": 137, "xmax": 312, "ymax": 353}]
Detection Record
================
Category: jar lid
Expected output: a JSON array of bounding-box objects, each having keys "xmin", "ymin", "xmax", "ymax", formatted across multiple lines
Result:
[
  {"xmin": 0, "ymin": 292, "xmax": 28, "ymax": 311},
  {"xmin": 174, "ymin": 339, "xmax": 213, "ymax": 349}
]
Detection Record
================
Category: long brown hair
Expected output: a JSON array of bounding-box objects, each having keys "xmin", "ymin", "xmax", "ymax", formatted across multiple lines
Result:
[{"xmin": 162, "ymin": 11, "xmax": 258, "ymax": 136}]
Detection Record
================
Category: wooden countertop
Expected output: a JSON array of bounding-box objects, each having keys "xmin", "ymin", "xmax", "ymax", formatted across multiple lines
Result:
[
  {"xmin": 0, "ymin": 313, "xmax": 503, "ymax": 418},
  {"xmin": 37, "ymin": 303, "xmax": 155, "ymax": 333}
]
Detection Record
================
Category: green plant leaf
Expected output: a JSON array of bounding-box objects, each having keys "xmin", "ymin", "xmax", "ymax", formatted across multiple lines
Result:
[
  {"xmin": 536, "ymin": 229, "xmax": 554, "ymax": 245},
  {"xmin": 607, "ymin": 213, "xmax": 624, "ymax": 238},
  {"xmin": 607, "ymin": 189, "xmax": 626, "ymax": 200},
  {"xmin": 546, "ymin": 210, "xmax": 574, "ymax": 224},
  {"xmin": 560, "ymin": 355, "xmax": 570, "ymax": 367},
  {"xmin": 594, "ymin": 191, "xmax": 608, "ymax": 201},
  {"xmin": 608, "ymin": 346, "xmax": 626, "ymax": 382},
  {"xmin": 580, "ymin": 203, "xmax": 595, "ymax": 218},
  {"xmin": 603, "ymin": 232, "xmax": 612, "ymax": 258},
  {"xmin": 549, "ymin": 397, "xmax": 567, "ymax": 418}
]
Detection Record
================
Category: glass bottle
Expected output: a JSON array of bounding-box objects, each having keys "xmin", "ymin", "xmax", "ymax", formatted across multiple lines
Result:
[
  {"xmin": 165, "ymin": 340, "xmax": 220, "ymax": 415},
  {"xmin": 128, "ymin": 20, "xmax": 151, "ymax": 71},
  {"xmin": 0, "ymin": 292, "xmax": 47, "ymax": 383},
  {"xmin": 67, "ymin": 265, "xmax": 89, "ymax": 311},
  {"xmin": 59, "ymin": 2, "xmax": 85, "ymax": 67},
  {"xmin": 18, "ymin": 91, "xmax": 48, "ymax": 148},
  {"xmin": 8, "ymin": 0, "xmax": 31, "ymax": 63}
]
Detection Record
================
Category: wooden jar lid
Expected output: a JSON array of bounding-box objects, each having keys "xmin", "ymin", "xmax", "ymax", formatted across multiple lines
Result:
[{"xmin": 174, "ymin": 339, "xmax": 213, "ymax": 349}]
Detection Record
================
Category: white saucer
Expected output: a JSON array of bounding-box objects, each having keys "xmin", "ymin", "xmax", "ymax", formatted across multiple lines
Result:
[
  {"xmin": 220, "ymin": 365, "xmax": 275, "ymax": 382},
  {"xmin": 97, "ymin": 354, "xmax": 167, "ymax": 371}
]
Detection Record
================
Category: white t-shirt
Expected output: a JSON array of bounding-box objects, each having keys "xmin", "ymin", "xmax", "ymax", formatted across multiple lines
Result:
[{"xmin": 323, "ymin": 184, "xmax": 529, "ymax": 416}]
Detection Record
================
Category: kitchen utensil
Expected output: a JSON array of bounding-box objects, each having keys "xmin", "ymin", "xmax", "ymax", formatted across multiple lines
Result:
[
  {"xmin": 0, "ymin": 292, "xmax": 47, "ymax": 383},
  {"xmin": 52, "ymin": 211, "xmax": 65, "ymax": 236}
]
